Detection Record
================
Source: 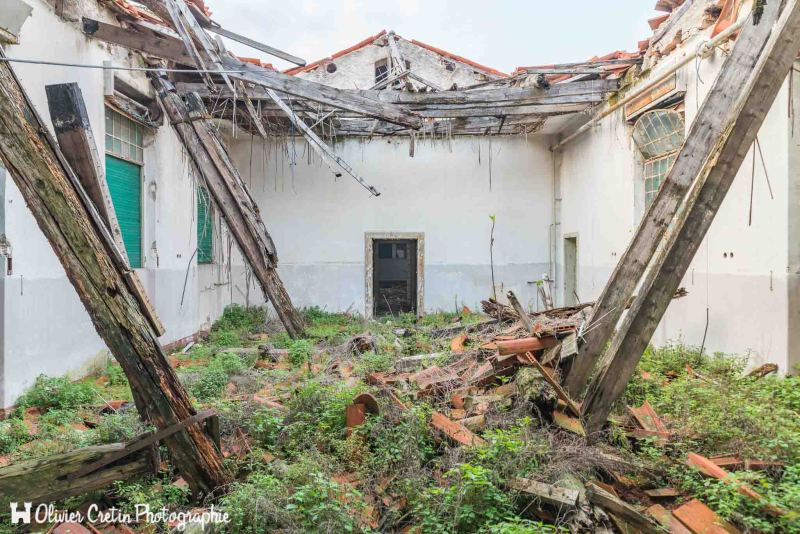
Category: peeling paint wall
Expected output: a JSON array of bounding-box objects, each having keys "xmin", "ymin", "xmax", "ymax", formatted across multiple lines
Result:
[{"xmin": 0, "ymin": 0, "xmax": 234, "ymax": 407}]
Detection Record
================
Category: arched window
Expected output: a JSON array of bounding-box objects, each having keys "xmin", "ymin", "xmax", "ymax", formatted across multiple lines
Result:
[{"xmin": 632, "ymin": 110, "xmax": 686, "ymax": 206}]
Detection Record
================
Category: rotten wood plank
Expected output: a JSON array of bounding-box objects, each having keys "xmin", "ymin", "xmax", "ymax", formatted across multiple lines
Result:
[
  {"xmin": 496, "ymin": 336, "xmax": 559, "ymax": 356},
  {"xmin": 151, "ymin": 78, "xmax": 306, "ymax": 338},
  {"xmin": 585, "ymin": 482, "xmax": 660, "ymax": 534},
  {"xmin": 507, "ymin": 477, "xmax": 579, "ymax": 509},
  {"xmin": 581, "ymin": 1, "xmax": 800, "ymax": 433},
  {"xmin": 0, "ymin": 51, "xmax": 227, "ymax": 494},
  {"xmin": 45, "ymin": 82, "xmax": 165, "ymax": 336},
  {"xmin": 0, "ymin": 443, "xmax": 152, "ymax": 507}
]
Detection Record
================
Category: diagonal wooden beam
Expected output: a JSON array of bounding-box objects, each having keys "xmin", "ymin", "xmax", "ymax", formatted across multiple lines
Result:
[
  {"xmin": 205, "ymin": 25, "xmax": 306, "ymax": 66},
  {"xmin": 45, "ymin": 82, "xmax": 166, "ymax": 336},
  {"xmin": 151, "ymin": 77, "xmax": 306, "ymax": 338},
  {"xmin": 581, "ymin": 0, "xmax": 800, "ymax": 434},
  {"xmin": 264, "ymin": 87, "xmax": 380, "ymax": 196},
  {"xmin": 219, "ymin": 56, "xmax": 423, "ymax": 129},
  {"xmin": 0, "ymin": 49, "xmax": 227, "ymax": 493},
  {"xmin": 562, "ymin": 0, "xmax": 797, "ymax": 397}
]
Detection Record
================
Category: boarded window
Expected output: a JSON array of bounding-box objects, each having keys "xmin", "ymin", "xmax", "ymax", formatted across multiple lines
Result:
[
  {"xmin": 633, "ymin": 110, "xmax": 685, "ymax": 207},
  {"xmin": 197, "ymin": 186, "xmax": 213, "ymax": 264},
  {"xmin": 105, "ymin": 108, "xmax": 144, "ymax": 268}
]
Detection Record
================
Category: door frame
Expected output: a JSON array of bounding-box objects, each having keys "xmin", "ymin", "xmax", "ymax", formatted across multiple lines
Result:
[
  {"xmin": 563, "ymin": 233, "xmax": 579, "ymax": 306},
  {"xmin": 365, "ymin": 232, "xmax": 424, "ymax": 319}
]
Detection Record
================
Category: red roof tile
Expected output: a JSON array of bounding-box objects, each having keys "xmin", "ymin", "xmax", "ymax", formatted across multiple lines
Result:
[
  {"xmin": 408, "ymin": 38, "xmax": 508, "ymax": 78},
  {"xmin": 648, "ymin": 13, "xmax": 670, "ymax": 30}
]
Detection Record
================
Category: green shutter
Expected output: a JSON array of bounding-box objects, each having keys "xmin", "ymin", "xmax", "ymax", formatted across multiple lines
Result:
[
  {"xmin": 197, "ymin": 187, "xmax": 213, "ymax": 264},
  {"xmin": 106, "ymin": 155, "xmax": 142, "ymax": 268}
]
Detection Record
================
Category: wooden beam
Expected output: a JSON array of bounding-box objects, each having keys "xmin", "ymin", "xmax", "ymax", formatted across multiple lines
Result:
[
  {"xmin": 563, "ymin": 1, "xmax": 796, "ymax": 397},
  {"xmin": 219, "ymin": 56, "xmax": 423, "ymax": 129},
  {"xmin": 82, "ymin": 17, "xmax": 195, "ymax": 65},
  {"xmin": 0, "ymin": 443, "xmax": 153, "ymax": 507},
  {"xmin": 0, "ymin": 50, "xmax": 228, "ymax": 494},
  {"xmin": 581, "ymin": 0, "xmax": 800, "ymax": 433},
  {"xmin": 45, "ymin": 82, "xmax": 166, "ymax": 336},
  {"xmin": 151, "ymin": 77, "xmax": 306, "ymax": 337},
  {"xmin": 506, "ymin": 290, "xmax": 535, "ymax": 333},
  {"xmin": 264, "ymin": 88, "xmax": 380, "ymax": 196},
  {"xmin": 205, "ymin": 25, "xmax": 306, "ymax": 66},
  {"xmin": 586, "ymin": 482, "xmax": 660, "ymax": 534},
  {"xmin": 179, "ymin": 80, "xmax": 613, "ymax": 109}
]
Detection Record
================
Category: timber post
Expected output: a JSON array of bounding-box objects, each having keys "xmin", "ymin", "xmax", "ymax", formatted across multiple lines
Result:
[
  {"xmin": 150, "ymin": 75, "xmax": 306, "ymax": 338},
  {"xmin": 0, "ymin": 51, "xmax": 229, "ymax": 494},
  {"xmin": 581, "ymin": 0, "xmax": 800, "ymax": 434}
]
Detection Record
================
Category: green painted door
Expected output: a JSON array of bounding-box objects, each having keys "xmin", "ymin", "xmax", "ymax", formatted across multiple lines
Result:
[{"xmin": 106, "ymin": 155, "xmax": 142, "ymax": 268}]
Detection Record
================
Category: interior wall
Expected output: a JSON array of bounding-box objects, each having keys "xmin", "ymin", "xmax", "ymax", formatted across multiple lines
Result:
[
  {"xmin": 0, "ymin": 0, "xmax": 231, "ymax": 406},
  {"xmin": 556, "ymin": 42, "xmax": 792, "ymax": 370},
  {"xmin": 225, "ymin": 133, "xmax": 554, "ymax": 316}
]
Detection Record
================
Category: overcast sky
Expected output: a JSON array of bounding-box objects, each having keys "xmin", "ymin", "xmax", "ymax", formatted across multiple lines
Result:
[{"xmin": 206, "ymin": 0, "xmax": 656, "ymax": 74}]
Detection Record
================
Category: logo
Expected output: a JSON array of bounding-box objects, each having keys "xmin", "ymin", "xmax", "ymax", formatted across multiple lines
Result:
[{"xmin": 9, "ymin": 502, "xmax": 32, "ymax": 525}]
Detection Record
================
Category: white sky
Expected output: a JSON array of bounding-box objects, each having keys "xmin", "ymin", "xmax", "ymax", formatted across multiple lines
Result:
[{"xmin": 206, "ymin": 0, "xmax": 657, "ymax": 73}]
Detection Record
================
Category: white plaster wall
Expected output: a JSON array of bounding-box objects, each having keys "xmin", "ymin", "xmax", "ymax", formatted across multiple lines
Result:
[
  {"xmin": 557, "ymin": 32, "xmax": 792, "ymax": 369},
  {"xmin": 0, "ymin": 0, "xmax": 230, "ymax": 406},
  {"xmin": 226, "ymin": 133, "xmax": 553, "ymax": 315},
  {"xmin": 297, "ymin": 35, "xmax": 498, "ymax": 90}
]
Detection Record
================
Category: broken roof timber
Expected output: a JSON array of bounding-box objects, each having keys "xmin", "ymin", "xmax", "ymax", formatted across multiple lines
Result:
[
  {"xmin": 179, "ymin": 79, "xmax": 614, "ymax": 109},
  {"xmin": 218, "ymin": 56, "xmax": 423, "ymax": 129}
]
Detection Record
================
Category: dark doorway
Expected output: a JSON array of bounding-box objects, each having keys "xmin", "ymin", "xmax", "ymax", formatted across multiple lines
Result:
[{"xmin": 373, "ymin": 239, "xmax": 417, "ymax": 316}]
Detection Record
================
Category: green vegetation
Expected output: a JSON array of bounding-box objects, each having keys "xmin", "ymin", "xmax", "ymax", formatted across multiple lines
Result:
[
  {"xmin": 623, "ymin": 343, "xmax": 800, "ymax": 533},
  {"xmin": 5, "ymin": 307, "xmax": 798, "ymax": 533}
]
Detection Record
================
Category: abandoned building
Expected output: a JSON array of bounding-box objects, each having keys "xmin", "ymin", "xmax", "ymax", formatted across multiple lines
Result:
[{"xmin": 0, "ymin": 0, "xmax": 797, "ymax": 410}]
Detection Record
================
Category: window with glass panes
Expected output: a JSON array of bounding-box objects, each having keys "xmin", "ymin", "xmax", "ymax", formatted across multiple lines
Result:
[
  {"xmin": 632, "ymin": 110, "xmax": 685, "ymax": 208},
  {"xmin": 105, "ymin": 108, "xmax": 144, "ymax": 268},
  {"xmin": 197, "ymin": 186, "xmax": 213, "ymax": 264},
  {"xmin": 643, "ymin": 153, "xmax": 677, "ymax": 207}
]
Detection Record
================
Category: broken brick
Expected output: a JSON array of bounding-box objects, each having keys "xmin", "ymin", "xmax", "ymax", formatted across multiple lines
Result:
[
  {"xmin": 430, "ymin": 411, "xmax": 486, "ymax": 447},
  {"xmin": 672, "ymin": 499, "xmax": 740, "ymax": 534}
]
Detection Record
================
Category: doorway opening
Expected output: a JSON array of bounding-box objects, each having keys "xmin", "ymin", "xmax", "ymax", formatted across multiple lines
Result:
[
  {"xmin": 365, "ymin": 233, "xmax": 424, "ymax": 319},
  {"xmin": 564, "ymin": 235, "xmax": 578, "ymax": 306}
]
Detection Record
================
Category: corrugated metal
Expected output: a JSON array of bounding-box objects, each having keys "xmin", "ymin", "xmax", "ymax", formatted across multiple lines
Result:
[
  {"xmin": 197, "ymin": 187, "xmax": 213, "ymax": 264},
  {"xmin": 106, "ymin": 155, "xmax": 142, "ymax": 268}
]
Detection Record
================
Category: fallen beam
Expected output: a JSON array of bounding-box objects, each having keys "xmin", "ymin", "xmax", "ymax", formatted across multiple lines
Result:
[
  {"xmin": 585, "ymin": 482, "xmax": 660, "ymax": 534},
  {"xmin": 45, "ymin": 82, "xmax": 166, "ymax": 336},
  {"xmin": 582, "ymin": 1, "xmax": 800, "ymax": 433},
  {"xmin": 0, "ymin": 50, "xmax": 227, "ymax": 494},
  {"xmin": 151, "ymin": 77, "xmax": 305, "ymax": 338},
  {"xmin": 566, "ymin": 1, "xmax": 799, "ymax": 397},
  {"xmin": 0, "ymin": 443, "xmax": 154, "ymax": 507},
  {"xmin": 264, "ymin": 87, "xmax": 380, "ymax": 196},
  {"xmin": 507, "ymin": 477, "xmax": 579, "ymax": 509},
  {"xmin": 219, "ymin": 56, "xmax": 423, "ymax": 129},
  {"xmin": 206, "ymin": 25, "xmax": 306, "ymax": 66}
]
